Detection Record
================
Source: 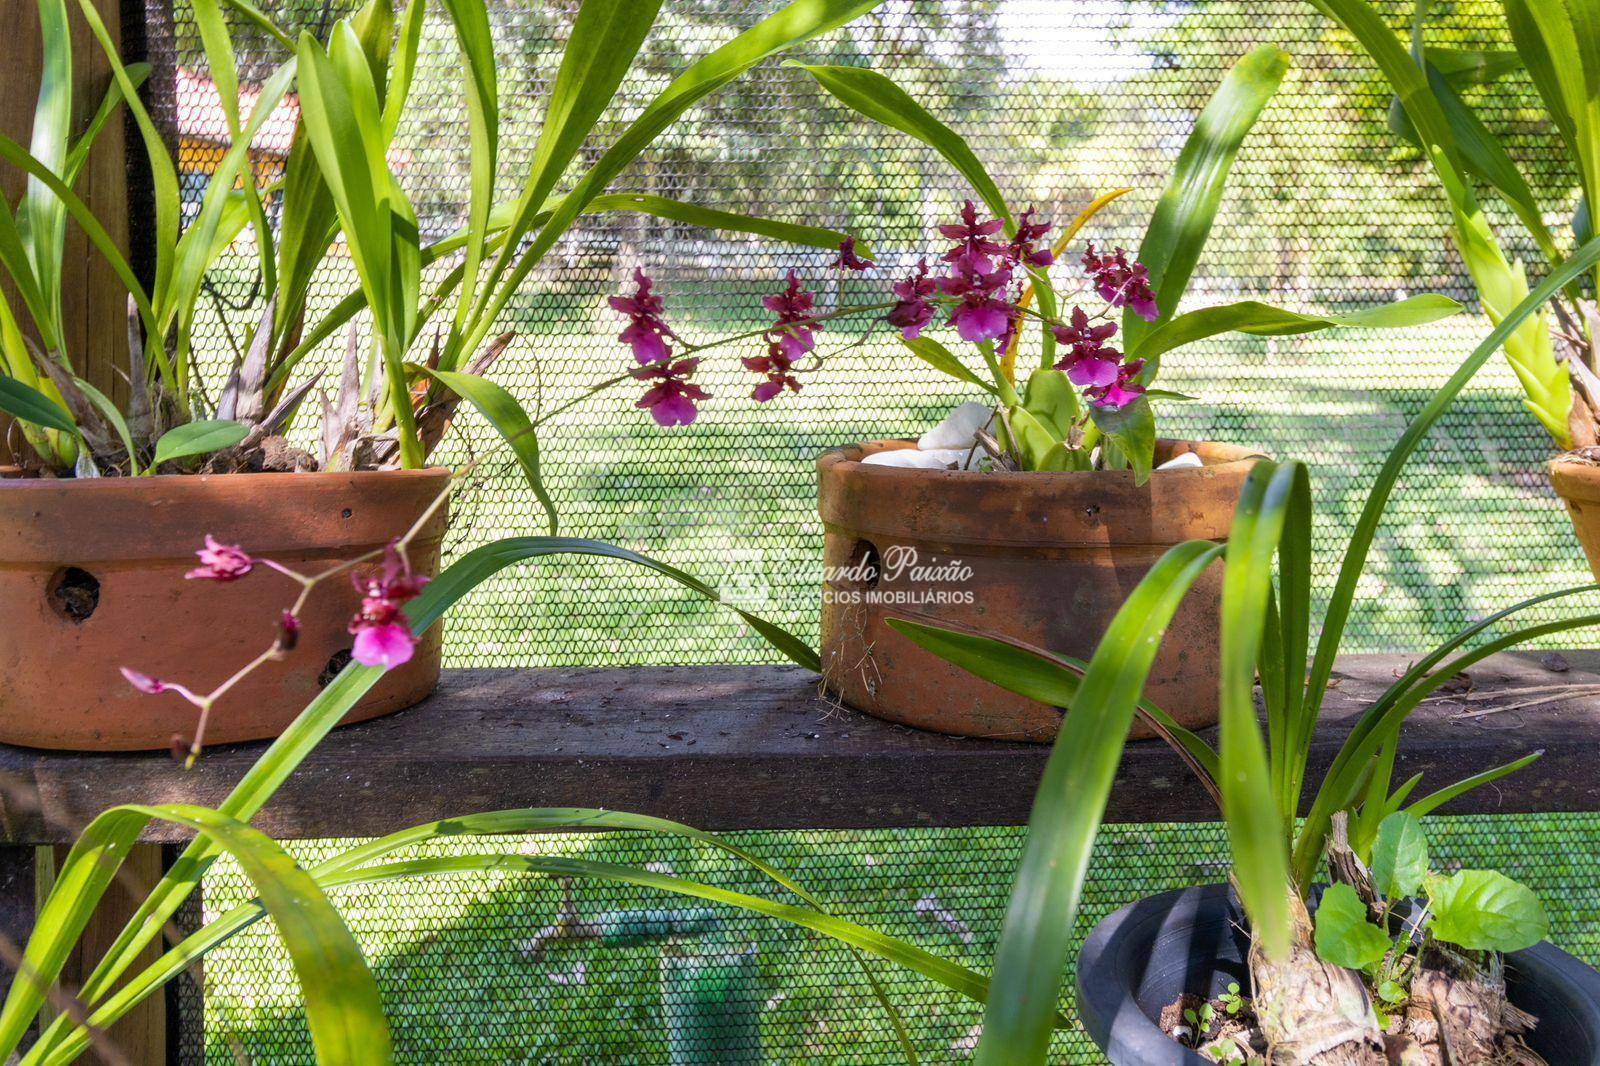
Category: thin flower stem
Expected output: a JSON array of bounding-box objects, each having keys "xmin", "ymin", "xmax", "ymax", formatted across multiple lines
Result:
[{"xmin": 679, "ymin": 300, "xmax": 899, "ymax": 355}]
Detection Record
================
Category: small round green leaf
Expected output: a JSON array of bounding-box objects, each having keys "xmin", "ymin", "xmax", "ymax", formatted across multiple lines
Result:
[
  {"xmin": 1313, "ymin": 883, "xmax": 1390, "ymax": 970},
  {"xmin": 1370, "ymin": 811, "xmax": 1429, "ymax": 901}
]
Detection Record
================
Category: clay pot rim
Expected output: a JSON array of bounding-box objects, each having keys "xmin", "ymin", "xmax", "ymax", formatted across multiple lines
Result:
[
  {"xmin": 0, "ymin": 465, "xmax": 452, "ymax": 491},
  {"xmin": 1550, "ymin": 458, "xmax": 1600, "ymax": 503},
  {"xmin": 817, "ymin": 438, "xmax": 1262, "ymax": 482}
]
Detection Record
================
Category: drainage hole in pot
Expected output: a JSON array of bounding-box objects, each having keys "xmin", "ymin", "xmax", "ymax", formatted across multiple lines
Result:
[
  {"xmin": 341, "ymin": 508, "xmax": 353, "ymax": 519},
  {"xmin": 46, "ymin": 567, "xmax": 100, "ymax": 623},
  {"xmin": 319, "ymin": 648, "xmax": 354, "ymax": 687},
  {"xmin": 846, "ymin": 540, "xmax": 882, "ymax": 590}
]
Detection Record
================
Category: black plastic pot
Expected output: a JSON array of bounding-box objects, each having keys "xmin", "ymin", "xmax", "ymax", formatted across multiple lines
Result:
[{"xmin": 1076, "ymin": 883, "xmax": 1600, "ymax": 1065}]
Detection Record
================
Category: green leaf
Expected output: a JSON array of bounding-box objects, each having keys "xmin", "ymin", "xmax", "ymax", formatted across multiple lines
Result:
[
  {"xmin": 968, "ymin": 539, "xmax": 1225, "ymax": 1065},
  {"xmin": 440, "ymin": 0, "xmax": 499, "ymax": 337},
  {"xmin": 462, "ymin": 0, "xmax": 886, "ymax": 359},
  {"xmin": 41, "ymin": 807, "xmax": 935, "ymax": 1065},
  {"xmin": 1125, "ymin": 44, "xmax": 1289, "ymax": 355},
  {"xmin": 1424, "ymin": 45, "xmax": 1520, "ymax": 84},
  {"xmin": 1215, "ymin": 461, "xmax": 1309, "ymax": 961},
  {"xmin": 1004, "ymin": 405, "xmax": 1067, "ymax": 471},
  {"xmin": 1129, "ymin": 295, "xmax": 1462, "ymax": 365},
  {"xmin": 594, "ymin": 193, "xmax": 870, "ymax": 256},
  {"xmin": 151, "ymin": 420, "xmax": 249, "ymax": 466},
  {"xmin": 0, "ymin": 135, "xmax": 160, "ymax": 356},
  {"xmin": 1087, "ymin": 397, "xmax": 1156, "ymax": 484},
  {"xmin": 899, "ymin": 336, "xmax": 995, "ymax": 393},
  {"xmin": 473, "ymin": 0, "xmax": 663, "ymax": 325},
  {"xmin": 63, "ymin": 63, "xmax": 151, "ymax": 186},
  {"xmin": 1293, "ymin": 234, "xmax": 1600, "ymax": 884},
  {"xmin": 1369, "ymin": 811, "xmax": 1428, "ymax": 901},
  {"xmin": 884, "ymin": 618, "xmax": 1219, "ymax": 783},
  {"xmin": 418, "ymin": 368, "xmax": 557, "ymax": 534},
  {"xmin": 0, "ymin": 375, "xmax": 76, "ymax": 435},
  {"xmin": 795, "ymin": 63, "xmax": 1009, "ymax": 221},
  {"xmin": 0, "ymin": 804, "xmax": 391, "ymax": 1062},
  {"xmin": 26, "ymin": 0, "xmax": 73, "ymax": 338},
  {"xmin": 1311, "ymin": 0, "xmax": 1573, "ymax": 447},
  {"xmin": 20, "ymin": 534, "xmax": 821, "ymax": 1057},
  {"xmin": 1020, "ymin": 367, "xmax": 1079, "ymax": 440},
  {"xmin": 1313, "ymin": 883, "xmax": 1391, "ymax": 969},
  {"xmin": 1426, "ymin": 870, "xmax": 1548, "ymax": 953},
  {"xmin": 1405, "ymin": 751, "xmax": 1542, "ymax": 820},
  {"xmin": 72, "ymin": 376, "xmax": 140, "ymax": 475},
  {"xmin": 72, "ymin": 0, "xmax": 180, "ymax": 325}
]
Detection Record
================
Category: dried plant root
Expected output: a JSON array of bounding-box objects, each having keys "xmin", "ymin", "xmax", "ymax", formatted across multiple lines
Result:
[{"xmin": 1249, "ymin": 887, "xmax": 1386, "ymax": 1065}]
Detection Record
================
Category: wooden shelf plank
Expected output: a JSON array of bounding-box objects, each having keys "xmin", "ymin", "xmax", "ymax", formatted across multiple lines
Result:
[{"xmin": 1, "ymin": 651, "xmax": 1595, "ymax": 843}]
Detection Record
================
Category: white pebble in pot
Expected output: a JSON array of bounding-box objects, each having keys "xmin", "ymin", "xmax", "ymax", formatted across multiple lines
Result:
[
  {"xmin": 917, "ymin": 402, "xmax": 993, "ymax": 451},
  {"xmin": 1154, "ymin": 451, "xmax": 1204, "ymax": 471},
  {"xmin": 860, "ymin": 448, "xmax": 971, "ymax": 469}
]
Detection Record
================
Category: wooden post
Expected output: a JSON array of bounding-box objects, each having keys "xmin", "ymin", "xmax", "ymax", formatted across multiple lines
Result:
[
  {"xmin": 45, "ymin": 843, "xmax": 168, "ymax": 1065},
  {"xmin": 0, "ymin": 0, "xmax": 143, "ymax": 460}
]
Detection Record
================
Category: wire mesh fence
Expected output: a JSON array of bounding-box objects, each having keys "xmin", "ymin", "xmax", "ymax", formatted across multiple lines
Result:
[
  {"xmin": 138, "ymin": 0, "xmax": 1600, "ymax": 1060},
  {"xmin": 176, "ymin": 814, "xmax": 1600, "ymax": 1064},
  {"xmin": 155, "ymin": 0, "xmax": 1591, "ymax": 669}
]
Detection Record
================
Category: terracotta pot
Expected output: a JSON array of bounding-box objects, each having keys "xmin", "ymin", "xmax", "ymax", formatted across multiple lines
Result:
[
  {"xmin": 0, "ymin": 468, "xmax": 450, "ymax": 751},
  {"xmin": 1550, "ymin": 459, "xmax": 1600, "ymax": 580},
  {"xmin": 817, "ymin": 439, "xmax": 1261, "ymax": 742}
]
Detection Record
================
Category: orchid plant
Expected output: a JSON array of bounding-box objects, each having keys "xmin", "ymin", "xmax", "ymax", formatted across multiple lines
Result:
[
  {"xmin": 885, "ymin": 229, "xmax": 1600, "ymax": 1062},
  {"xmin": 0, "ymin": 0, "xmax": 884, "ymax": 512},
  {"xmin": 608, "ymin": 47, "xmax": 1461, "ymax": 481},
  {"xmin": 1310, "ymin": 0, "xmax": 1600, "ymax": 453}
]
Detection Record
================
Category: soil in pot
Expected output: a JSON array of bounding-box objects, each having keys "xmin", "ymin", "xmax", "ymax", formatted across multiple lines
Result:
[
  {"xmin": 1076, "ymin": 884, "xmax": 1600, "ymax": 1066},
  {"xmin": 0, "ymin": 467, "xmax": 450, "ymax": 751},
  {"xmin": 817, "ymin": 438, "xmax": 1261, "ymax": 741}
]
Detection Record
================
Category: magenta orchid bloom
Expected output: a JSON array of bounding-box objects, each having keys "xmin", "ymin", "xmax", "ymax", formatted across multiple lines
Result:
[
  {"xmin": 611, "ymin": 197, "xmax": 1166, "ymax": 434},
  {"xmin": 938, "ymin": 200, "xmax": 1008, "ymax": 276},
  {"xmin": 1053, "ymin": 307, "xmax": 1122, "ymax": 388},
  {"xmin": 348, "ymin": 544, "xmax": 429, "ymax": 669},
  {"xmin": 1008, "ymin": 208, "xmax": 1054, "ymax": 270},
  {"xmin": 608, "ymin": 268, "xmax": 676, "ymax": 365},
  {"xmin": 1085, "ymin": 357, "xmax": 1148, "ymax": 410},
  {"xmin": 633, "ymin": 357, "xmax": 708, "ymax": 427},
  {"xmin": 941, "ymin": 266, "xmax": 1015, "ymax": 344},
  {"xmin": 1083, "ymin": 244, "xmax": 1159, "ymax": 322},
  {"xmin": 888, "ymin": 260, "xmax": 938, "ymax": 339},
  {"xmin": 185, "ymin": 535, "xmax": 253, "ymax": 581},
  {"xmin": 831, "ymin": 238, "xmax": 874, "ymax": 272},
  {"xmin": 744, "ymin": 344, "xmax": 803, "ymax": 402},
  {"xmin": 119, "ymin": 667, "xmax": 205, "ymax": 708},
  {"xmin": 762, "ymin": 271, "xmax": 820, "ymax": 361}
]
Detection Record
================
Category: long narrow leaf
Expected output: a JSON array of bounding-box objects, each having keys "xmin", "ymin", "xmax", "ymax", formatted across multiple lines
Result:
[
  {"xmin": 0, "ymin": 805, "xmax": 390, "ymax": 1062},
  {"xmin": 795, "ymin": 62, "xmax": 1009, "ymax": 221},
  {"xmin": 1404, "ymin": 751, "xmax": 1543, "ymax": 819},
  {"xmin": 418, "ymin": 368, "xmax": 557, "ymax": 533},
  {"xmin": 971, "ymin": 540, "xmax": 1224, "ymax": 1065},
  {"xmin": 1129, "ymin": 294, "xmax": 1460, "ymax": 365},
  {"xmin": 885, "ymin": 617, "xmax": 1219, "ymax": 783},
  {"xmin": 1301, "ymin": 234, "xmax": 1600, "ymax": 822},
  {"xmin": 463, "ymin": 0, "xmax": 886, "ymax": 359},
  {"xmin": 37, "ymin": 808, "xmax": 935, "ymax": 1064},
  {"xmin": 1125, "ymin": 45, "xmax": 1288, "ymax": 355},
  {"xmin": 42, "ymin": 534, "xmax": 820, "ymax": 1034},
  {"xmin": 474, "ymin": 0, "xmax": 663, "ymax": 323},
  {"xmin": 1216, "ymin": 461, "xmax": 1308, "ymax": 961},
  {"xmin": 0, "ymin": 375, "xmax": 75, "ymax": 434}
]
